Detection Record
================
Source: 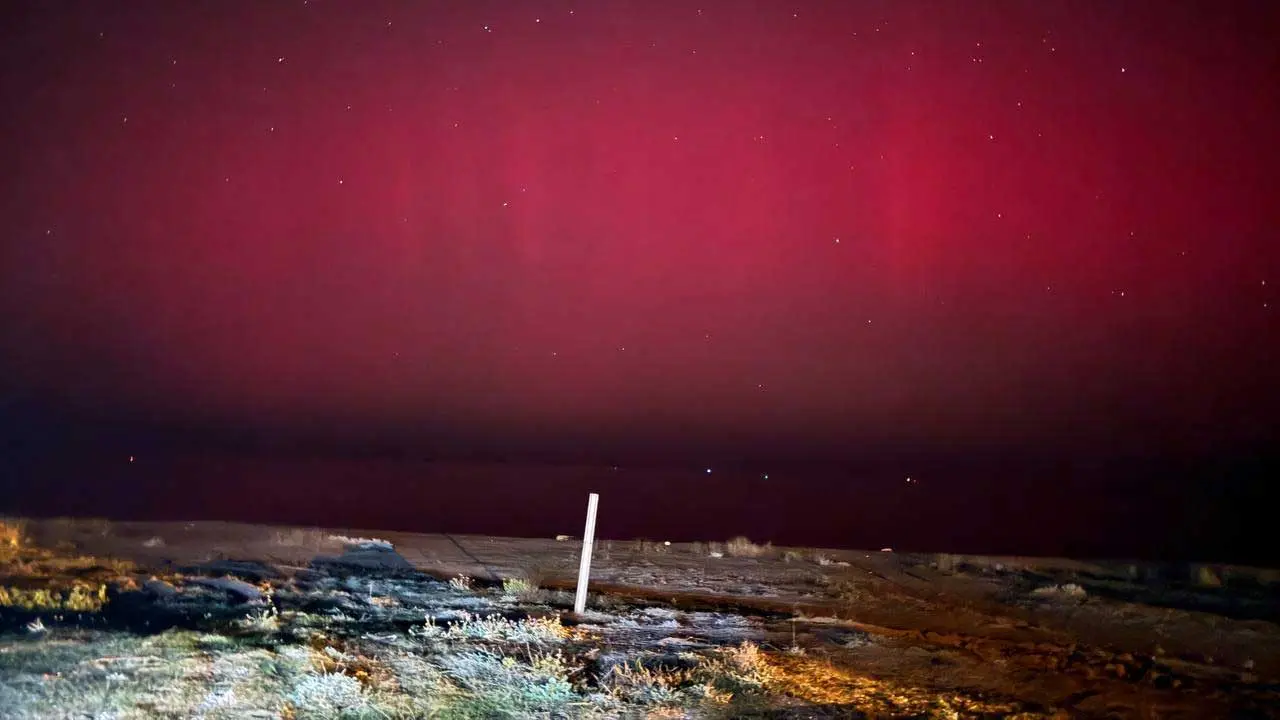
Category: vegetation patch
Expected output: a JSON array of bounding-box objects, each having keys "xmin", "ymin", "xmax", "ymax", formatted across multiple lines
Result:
[
  {"xmin": 6, "ymin": 517, "xmax": 1263, "ymax": 718},
  {"xmin": 725, "ymin": 536, "xmax": 774, "ymax": 559}
]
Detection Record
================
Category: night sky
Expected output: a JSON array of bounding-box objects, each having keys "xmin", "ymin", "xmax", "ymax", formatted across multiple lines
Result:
[{"xmin": 2, "ymin": 2, "xmax": 1277, "ymax": 562}]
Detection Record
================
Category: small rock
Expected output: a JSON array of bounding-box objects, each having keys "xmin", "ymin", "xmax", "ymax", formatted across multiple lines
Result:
[
  {"xmin": 191, "ymin": 560, "xmax": 282, "ymax": 582},
  {"xmin": 190, "ymin": 577, "xmax": 264, "ymax": 603},
  {"xmin": 143, "ymin": 579, "xmax": 178, "ymax": 598}
]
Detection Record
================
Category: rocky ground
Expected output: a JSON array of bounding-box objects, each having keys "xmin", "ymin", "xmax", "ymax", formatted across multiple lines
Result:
[{"xmin": 1, "ymin": 516, "xmax": 1278, "ymax": 718}]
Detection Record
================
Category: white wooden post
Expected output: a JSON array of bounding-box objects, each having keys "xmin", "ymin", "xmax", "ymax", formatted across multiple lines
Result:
[{"xmin": 573, "ymin": 492, "xmax": 599, "ymax": 614}]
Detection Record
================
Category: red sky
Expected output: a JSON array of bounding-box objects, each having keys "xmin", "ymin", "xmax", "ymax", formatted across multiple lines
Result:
[{"xmin": 2, "ymin": 0, "xmax": 1277, "ymax": 462}]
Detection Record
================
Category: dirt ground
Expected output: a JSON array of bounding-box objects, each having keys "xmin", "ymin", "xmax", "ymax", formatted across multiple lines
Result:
[{"xmin": 3, "ymin": 516, "xmax": 1279, "ymax": 718}]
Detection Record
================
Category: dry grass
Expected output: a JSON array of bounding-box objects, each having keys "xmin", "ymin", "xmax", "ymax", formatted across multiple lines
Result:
[
  {"xmin": 603, "ymin": 659, "xmax": 698, "ymax": 704},
  {"xmin": 0, "ymin": 519, "xmax": 139, "ymax": 614},
  {"xmin": 1031, "ymin": 583, "xmax": 1088, "ymax": 602},
  {"xmin": 833, "ymin": 579, "xmax": 870, "ymax": 605},
  {"xmin": 725, "ymin": 536, "xmax": 773, "ymax": 558},
  {"xmin": 423, "ymin": 611, "xmax": 572, "ymax": 645},
  {"xmin": 5, "ymin": 516, "xmax": 1232, "ymax": 718},
  {"xmin": 502, "ymin": 563, "xmax": 548, "ymax": 599},
  {"xmin": 0, "ymin": 583, "xmax": 109, "ymax": 612},
  {"xmin": 501, "ymin": 576, "xmax": 537, "ymax": 597},
  {"xmin": 762, "ymin": 649, "xmax": 1028, "ymax": 716},
  {"xmin": 0, "ymin": 519, "xmax": 26, "ymax": 552},
  {"xmin": 0, "ymin": 612, "xmax": 1033, "ymax": 720}
]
